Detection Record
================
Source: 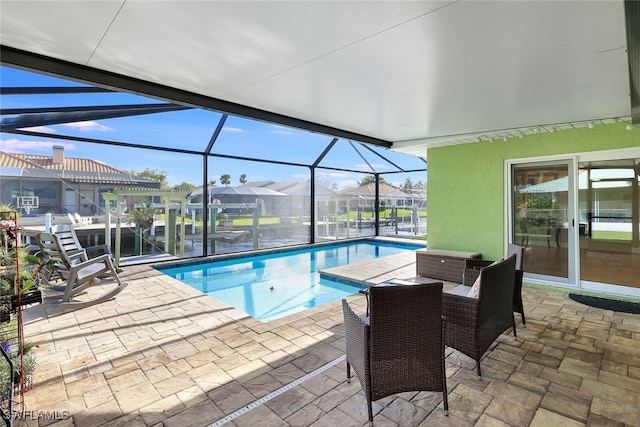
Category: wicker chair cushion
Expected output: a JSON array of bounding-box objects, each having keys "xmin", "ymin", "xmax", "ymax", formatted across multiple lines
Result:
[
  {"xmin": 467, "ymin": 258, "xmax": 503, "ymax": 298},
  {"xmin": 467, "ymin": 276, "xmax": 481, "ymax": 298}
]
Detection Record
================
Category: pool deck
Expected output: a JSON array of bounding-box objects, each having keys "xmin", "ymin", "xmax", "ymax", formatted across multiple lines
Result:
[{"xmin": 19, "ymin": 249, "xmax": 640, "ymax": 426}]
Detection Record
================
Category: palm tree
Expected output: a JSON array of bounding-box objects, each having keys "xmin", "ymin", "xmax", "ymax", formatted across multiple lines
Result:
[
  {"xmin": 239, "ymin": 174, "xmax": 247, "ymax": 184},
  {"xmin": 220, "ymin": 174, "xmax": 231, "ymax": 186}
]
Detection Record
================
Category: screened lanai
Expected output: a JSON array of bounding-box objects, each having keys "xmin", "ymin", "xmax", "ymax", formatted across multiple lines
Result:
[
  {"xmin": 0, "ymin": 65, "xmax": 427, "ymax": 261},
  {"xmin": 0, "ymin": 0, "xmax": 637, "ymax": 266}
]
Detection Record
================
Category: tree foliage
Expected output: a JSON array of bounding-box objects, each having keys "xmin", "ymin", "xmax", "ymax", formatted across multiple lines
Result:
[
  {"xmin": 402, "ymin": 177, "xmax": 425, "ymax": 192},
  {"xmin": 172, "ymin": 182, "xmax": 196, "ymax": 192},
  {"xmin": 128, "ymin": 168, "xmax": 169, "ymax": 190},
  {"xmin": 239, "ymin": 174, "xmax": 247, "ymax": 184},
  {"xmin": 358, "ymin": 175, "xmax": 387, "ymax": 186},
  {"xmin": 220, "ymin": 174, "xmax": 231, "ymax": 186},
  {"xmin": 127, "ymin": 200, "xmax": 155, "ymax": 231}
]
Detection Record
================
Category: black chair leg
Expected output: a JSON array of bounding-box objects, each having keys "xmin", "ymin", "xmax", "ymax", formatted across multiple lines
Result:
[
  {"xmin": 346, "ymin": 362, "xmax": 351, "ymax": 382},
  {"xmin": 442, "ymin": 387, "xmax": 449, "ymax": 416}
]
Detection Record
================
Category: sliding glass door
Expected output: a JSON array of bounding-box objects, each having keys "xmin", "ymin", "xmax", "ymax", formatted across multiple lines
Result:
[
  {"xmin": 578, "ymin": 158, "xmax": 640, "ymax": 288},
  {"xmin": 511, "ymin": 161, "xmax": 575, "ymax": 284},
  {"xmin": 510, "ymin": 153, "xmax": 639, "ymax": 290}
]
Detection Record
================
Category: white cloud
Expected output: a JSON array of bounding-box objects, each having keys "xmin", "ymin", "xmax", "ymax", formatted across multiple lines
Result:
[
  {"xmin": 355, "ymin": 163, "xmax": 383, "ymax": 172},
  {"xmin": 222, "ymin": 126, "xmax": 244, "ymax": 133},
  {"xmin": 20, "ymin": 126, "xmax": 56, "ymax": 134},
  {"xmin": 0, "ymin": 139, "xmax": 75, "ymax": 153},
  {"xmin": 316, "ymin": 171, "xmax": 350, "ymax": 179},
  {"xmin": 336, "ymin": 180, "xmax": 358, "ymax": 190},
  {"xmin": 61, "ymin": 121, "xmax": 113, "ymax": 132},
  {"xmin": 269, "ymin": 125, "xmax": 294, "ymax": 135}
]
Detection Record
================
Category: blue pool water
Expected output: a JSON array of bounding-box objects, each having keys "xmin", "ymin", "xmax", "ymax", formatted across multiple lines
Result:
[{"xmin": 157, "ymin": 239, "xmax": 421, "ymax": 322}]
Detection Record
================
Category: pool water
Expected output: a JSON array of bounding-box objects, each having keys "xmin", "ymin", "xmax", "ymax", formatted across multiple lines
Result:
[{"xmin": 157, "ymin": 240, "xmax": 421, "ymax": 322}]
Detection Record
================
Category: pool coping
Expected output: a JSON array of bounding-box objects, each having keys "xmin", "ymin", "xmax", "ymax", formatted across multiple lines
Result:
[{"xmin": 152, "ymin": 236, "xmax": 425, "ymax": 271}]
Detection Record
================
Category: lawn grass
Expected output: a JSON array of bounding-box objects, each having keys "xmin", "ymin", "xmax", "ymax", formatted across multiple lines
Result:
[
  {"xmin": 233, "ymin": 217, "xmax": 281, "ymax": 226},
  {"xmin": 590, "ymin": 230, "xmax": 632, "ymax": 241},
  {"xmin": 161, "ymin": 211, "xmax": 428, "ymax": 229},
  {"xmin": 338, "ymin": 208, "xmax": 426, "ymax": 221}
]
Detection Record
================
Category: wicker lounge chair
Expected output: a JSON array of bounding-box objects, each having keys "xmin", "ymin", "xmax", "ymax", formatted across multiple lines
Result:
[
  {"xmin": 463, "ymin": 244, "xmax": 526, "ymax": 325},
  {"xmin": 443, "ymin": 254, "xmax": 517, "ymax": 378},
  {"xmin": 36, "ymin": 231, "xmax": 128, "ymax": 310},
  {"xmin": 342, "ymin": 281, "xmax": 448, "ymax": 425}
]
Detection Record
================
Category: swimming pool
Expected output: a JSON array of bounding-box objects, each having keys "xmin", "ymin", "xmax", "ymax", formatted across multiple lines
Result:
[{"xmin": 157, "ymin": 239, "xmax": 421, "ymax": 322}]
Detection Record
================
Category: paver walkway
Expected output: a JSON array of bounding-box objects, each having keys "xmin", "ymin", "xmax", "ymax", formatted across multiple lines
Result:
[{"xmin": 18, "ymin": 249, "xmax": 640, "ymax": 426}]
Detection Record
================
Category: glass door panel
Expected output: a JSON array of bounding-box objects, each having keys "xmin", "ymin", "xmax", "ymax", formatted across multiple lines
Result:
[
  {"xmin": 578, "ymin": 158, "xmax": 640, "ymax": 288},
  {"xmin": 512, "ymin": 162, "xmax": 571, "ymax": 280}
]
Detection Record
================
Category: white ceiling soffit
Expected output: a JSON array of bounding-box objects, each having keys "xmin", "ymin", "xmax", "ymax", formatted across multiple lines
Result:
[{"xmin": 0, "ymin": 1, "xmax": 631, "ymax": 154}]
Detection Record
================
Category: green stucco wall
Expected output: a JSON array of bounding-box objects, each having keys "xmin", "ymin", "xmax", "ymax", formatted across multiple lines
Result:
[{"xmin": 427, "ymin": 123, "xmax": 640, "ymax": 260}]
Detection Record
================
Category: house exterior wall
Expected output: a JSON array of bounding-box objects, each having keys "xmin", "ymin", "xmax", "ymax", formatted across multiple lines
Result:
[
  {"xmin": 1, "ymin": 178, "xmax": 62, "ymax": 213},
  {"xmin": 0, "ymin": 177, "xmax": 161, "ymax": 216},
  {"xmin": 427, "ymin": 123, "xmax": 640, "ymax": 260}
]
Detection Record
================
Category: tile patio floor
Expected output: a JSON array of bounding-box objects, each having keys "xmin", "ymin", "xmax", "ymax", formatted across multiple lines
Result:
[{"xmin": 18, "ymin": 251, "xmax": 640, "ymax": 426}]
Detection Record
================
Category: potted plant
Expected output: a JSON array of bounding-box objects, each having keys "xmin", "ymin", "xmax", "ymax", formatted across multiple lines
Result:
[
  {"xmin": 9, "ymin": 254, "xmax": 52, "ymax": 311},
  {"xmin": 0, "ymin": 336, "xmax": 38, "ymax": 392},
  {"xmin": 0, "ymin": 322, "xmax": 38, "ymax": 393},
  {"xmin": 0, "ymin": 205, "xmax": 46, "ymax": 312},
  {"xmin": 0, "ymin": 276, "xmax": 11, "ymax": 323},
  {"xmin": 127, "ymin": 200, "xmax": 155, "ymax": 232},
  {"xmin": 0, "ymin": 205, "xmax": 39, "ymax": 395},
  {"xmin": 127, "ymin": 200, "xmax": 156, "ymax": 254},
  {"xmin": 0, "ymin": 204, "xmax": 21, "ymax": 321}
]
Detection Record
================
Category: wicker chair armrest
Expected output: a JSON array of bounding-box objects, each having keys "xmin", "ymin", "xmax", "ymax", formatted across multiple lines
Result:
[
  {"xmin": 464, "ymin": 259, "xmax": 494, "ymax": 269},
  {"xmin": 342, "ymin": 300, "xmax": 369, "ymax": 339},
  {"xmin": 463, "ymin": 259, "xmax": 494, "ymax": 286},
  {"xmin": 443, "ymin": 292, "xmax": 478, "ymax": 327},
  {"xmin": 342, "ymin": 299, "xmax": 370, "ymax": 391},
  {"xmin": 463, "ymin": 268, "xmax": 479, "ymax": 286}
]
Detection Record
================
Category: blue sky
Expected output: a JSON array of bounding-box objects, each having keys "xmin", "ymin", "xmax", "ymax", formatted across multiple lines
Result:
[{"xmin": 1, "ymin": 66, "xmax": 426, "ymax": 189}]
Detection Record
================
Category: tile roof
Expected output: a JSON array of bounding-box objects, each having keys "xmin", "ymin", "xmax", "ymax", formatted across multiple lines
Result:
[
  {"xmin": 1, "ymin": 151, "xmax": 120, "ymax": 172},
  {"xmin": 0, "ymin": 151, "xmax": 158, "ymax": 185}
]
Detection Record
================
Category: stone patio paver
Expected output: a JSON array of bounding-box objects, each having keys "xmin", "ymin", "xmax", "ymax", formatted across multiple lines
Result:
[{"xmin": 16, "ymin": 242, "xmax": 640, "ymax": 426}]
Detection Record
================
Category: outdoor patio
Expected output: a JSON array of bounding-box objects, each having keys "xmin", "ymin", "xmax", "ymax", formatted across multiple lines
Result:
[{"xmin": 19, "ymin": 253, "xmax": 640, "ymax": 427}]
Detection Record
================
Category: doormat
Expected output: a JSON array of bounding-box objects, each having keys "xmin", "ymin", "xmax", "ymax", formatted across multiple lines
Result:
[{"xmin": 568, "ymin": 294, "xmax": 640, "ymax": 315}]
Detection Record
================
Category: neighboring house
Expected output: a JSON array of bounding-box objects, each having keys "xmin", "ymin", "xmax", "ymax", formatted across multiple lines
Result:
[
  {"xmin": 189, "ymin": 184, "xmax": 285, "ymax": 215},
  {"xmin": 188, "ymin": 180, "xmax": 338, "ymax": 216},
  {"xmin": 240, "ymin": 181, "xmax": 337, "ymax": 216},
  {"xmin": 0, "ymin": 146, "xmax": 161, "ymax": 215},
  {"xmin": 338, "ymin": 183, "xmax": 414, "ymax": 212}
]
